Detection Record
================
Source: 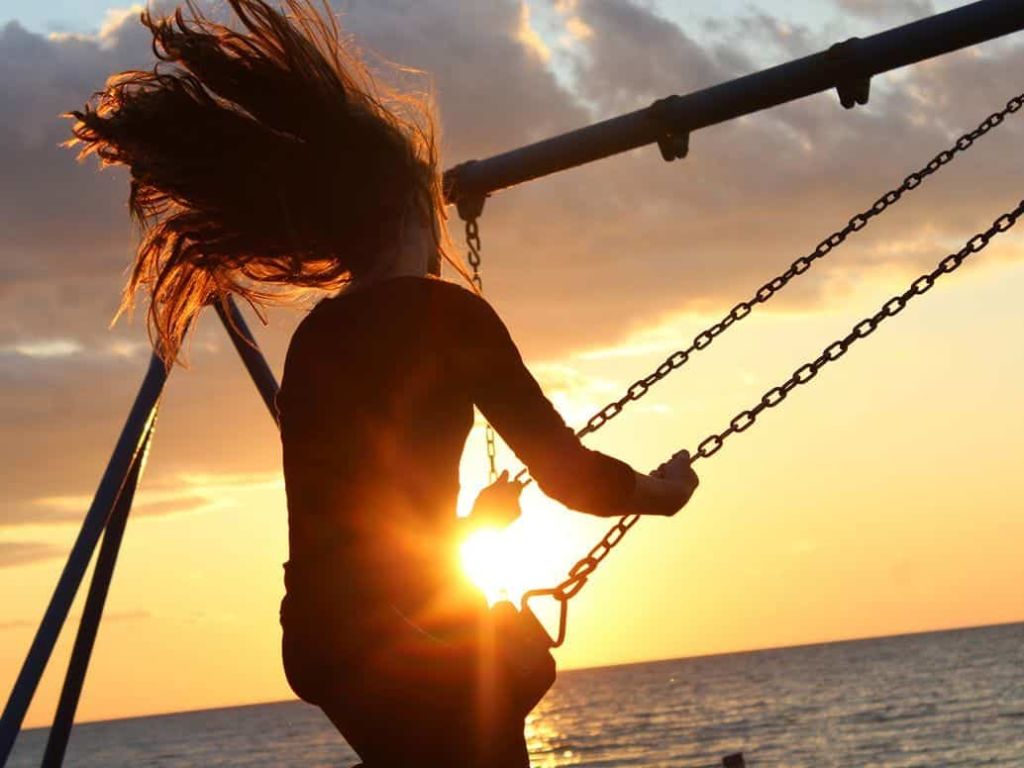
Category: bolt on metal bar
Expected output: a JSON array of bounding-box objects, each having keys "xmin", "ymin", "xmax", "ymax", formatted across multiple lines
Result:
[
  {"xmin": 443, "ymin": 0, "xmax": 1024, "ymax": 204},
  {"xmin": 40, "ymin": 421, "xmax": 157, "ymax": 768},
  {"xmin": 0, "ymin": 353, "xmax": 167, "ymax": 765}
]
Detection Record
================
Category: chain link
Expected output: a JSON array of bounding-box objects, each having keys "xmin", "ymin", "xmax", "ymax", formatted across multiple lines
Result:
[
  {"xmin": 525, "ymin": 198, "xmax": 1024, "ymax": 638},
  {"xmin": 466, "ymin": 218, "xmax": 484, "ymax": 292},
  {"xmin": 689, "ymin": 203, "xmax": 1024, "ymax": 463},
  {"xmin": 521, "ymin": 92, "xmax": 1024, "ymax": 641},
  {"xmin": 465, "ymin": 217, "xmax": 499, "ymax": 482}
]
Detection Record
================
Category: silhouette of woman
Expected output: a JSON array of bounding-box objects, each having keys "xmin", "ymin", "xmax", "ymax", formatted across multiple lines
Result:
[{"xmin": 68, "ymin": 2, "xmax": 699, "ymax": 765}]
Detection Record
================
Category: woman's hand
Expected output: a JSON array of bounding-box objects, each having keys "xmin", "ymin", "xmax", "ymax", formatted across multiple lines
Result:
[
  {"xmin": 468, "ymin": 470, "xmax": 525, "ymax": 529},
  {"xmin": 630, "ymin": 449, "xmax": 699, "ymax": 517},
  {"xmin": 653, "ymin": 449, "xmax": 698, "ymax": 484}
]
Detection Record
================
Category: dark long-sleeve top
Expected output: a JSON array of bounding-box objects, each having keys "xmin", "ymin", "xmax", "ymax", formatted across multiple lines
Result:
[{"xmin": 277, "ymin": 276, "xmax": 635, "ymax": 622}]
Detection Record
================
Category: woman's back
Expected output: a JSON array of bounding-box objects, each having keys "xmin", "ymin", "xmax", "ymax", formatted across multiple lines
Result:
[
  {"xmin": 280, "ymin": 277, "xmax": 480, "ymax": 609},
  {"xmin": 279, "ymin": 275, "xmax": 638, "ymax": 618}
]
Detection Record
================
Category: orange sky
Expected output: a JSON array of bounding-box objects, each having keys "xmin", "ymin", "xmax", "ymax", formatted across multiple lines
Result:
[{"xmin": 2, "ymin": 0, "xmax": 1023, "ymax": 730}]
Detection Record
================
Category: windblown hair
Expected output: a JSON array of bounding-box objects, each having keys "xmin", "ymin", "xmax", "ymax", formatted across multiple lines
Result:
[{"xmin": 68, "ymin": 0, "xmax": 462, "ymax": 362}]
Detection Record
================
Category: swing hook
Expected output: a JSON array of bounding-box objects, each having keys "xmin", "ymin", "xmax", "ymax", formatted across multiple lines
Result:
[
  {"xmin": 647, "ymin": 97, "xmax": 690, "ymax": 162},
  {"xmin": 828, "ymin": 37, "xmax": 871, "ymax": 109}
]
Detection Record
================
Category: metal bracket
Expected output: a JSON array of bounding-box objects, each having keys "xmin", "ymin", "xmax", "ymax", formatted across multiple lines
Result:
[
  {"xmin": 456, "ymin": 191, "xmax": 487, "ymax": 222},
  {"xmin": 647, "ymin": 97, "xmax": 690, "ymax": 161},
  {"xmin": 446, "ymin": 160, "xmax": 488, "ymax": 220},
  {"xmin": 521, "ymin": 588, "xmax": 568, "ymax": 648},
  {"xmin": 828, "ymin": 37, "xmax": 872, "ymax": 109},
  {"xmin": 837, "ymin": 76, "xmax": 872, "ymax": 109}
]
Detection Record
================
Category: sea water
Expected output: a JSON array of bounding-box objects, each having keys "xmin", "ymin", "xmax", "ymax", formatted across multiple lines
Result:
[{"xmin": 9, "ymin": 622, "xmax": 1024, "ymax": 767}]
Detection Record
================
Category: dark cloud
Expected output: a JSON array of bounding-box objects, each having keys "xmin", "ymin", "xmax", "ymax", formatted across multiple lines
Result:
[
  {"xmin": 478, "ymin": 0, "xmax": 1024, "ymax": 357},
  {"xmin": 570, "ymin": 0, "xmax": 726, "ymax": 112},
  {"xmin": 335, "ymin": 0, "xmax": 588, "ymax": 157},
  {"xmin": 0, "ymin": 0, "xmax": 1022, "ymax": 529},
  {"xmin": 0, "ymin": 0, "xmax": 581, "ymax": 527},
  {"xmin": 0, "ymin": 16, "xmax": 158, "ymax": 355}
]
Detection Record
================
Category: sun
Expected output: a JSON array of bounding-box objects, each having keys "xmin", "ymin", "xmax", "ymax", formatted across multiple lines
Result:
[
  {"xmin": 460, "ymin": 528, "xmax": 516, "ymax": 604},
  {"xmin": 459, "ymin": 503, "xmax": 571, "ymax": 605}
]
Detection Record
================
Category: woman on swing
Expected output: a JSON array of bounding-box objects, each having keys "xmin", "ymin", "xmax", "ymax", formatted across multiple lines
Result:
[{"xmin": 70, "ymin": 1, "xmax": 699, "ymax": 765}]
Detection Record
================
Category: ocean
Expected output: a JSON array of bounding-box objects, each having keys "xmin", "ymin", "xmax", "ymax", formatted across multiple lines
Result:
[{"xmin": 8, "ymin": 622, "xmax": 1023, "ymax": 767}]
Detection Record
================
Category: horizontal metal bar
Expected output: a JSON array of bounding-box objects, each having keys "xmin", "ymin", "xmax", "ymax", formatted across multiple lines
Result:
[{"xmin": 443, "ymin": 0, "xmax": 1024, "ymax": 204}]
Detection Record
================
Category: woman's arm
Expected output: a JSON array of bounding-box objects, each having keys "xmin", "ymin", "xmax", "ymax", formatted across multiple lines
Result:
[{"xmin": 457, "ymin": 290, "xmax": 697, "ymax": 518}]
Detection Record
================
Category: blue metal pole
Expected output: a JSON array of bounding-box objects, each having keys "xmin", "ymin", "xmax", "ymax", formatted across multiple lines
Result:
[
  {"xmin": 0, "ymin": 353, "xmax": 167, "ymax": 765},
  {"xmin": 39, "ymin": 420, "xmax": 157, "ymax": 768},
  {"xmin": 214, "ymin": 297, "xmax": 280, "ymax": 426}
]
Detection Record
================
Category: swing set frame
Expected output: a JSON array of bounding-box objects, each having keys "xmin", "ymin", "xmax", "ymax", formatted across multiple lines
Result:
[{"xmin": 2, "ymin": 1, "xmax": 1023, "ymax": 764}]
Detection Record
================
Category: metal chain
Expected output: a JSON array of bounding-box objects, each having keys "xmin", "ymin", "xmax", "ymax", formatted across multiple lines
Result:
[
  {"xmin": 520, "ymin": 92, "xmax": 1024, "ymax": 641},
  {"xmin": 465, "ymin": 218, "xmax": 484, "ymax": 292},
  {"xmin": 466, "ymin": 218, "xmax": 499, "ymax": 483},
  {"xmin": 526, "ymin": 199, "xmax": 1024, "ymax": 645},
  {"xmin": 513, "ymin": 91, "xmax": 1023, "ymax": 493},
  {"xmin": 572, "ymin": 92, "xmax": 1024, "ymax": 443},
  {"xmin": 689, "ymin": 201, "xmax": 1023, "ymax": 461}
]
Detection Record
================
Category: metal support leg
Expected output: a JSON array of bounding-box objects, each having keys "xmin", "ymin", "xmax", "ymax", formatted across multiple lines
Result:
[
  {"xmin": 0, "ymin": 353, "xmax": 168, "ymax": 765},
  {"xmin": 40, "ymin": 420, "xmax": 157, "ymax": 768},
  {"xmin": 214, "ymin": 297, "xmax": 280, "ymax": 426}
]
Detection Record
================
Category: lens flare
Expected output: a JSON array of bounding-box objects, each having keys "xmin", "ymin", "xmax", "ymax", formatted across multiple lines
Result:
[
  {"xmin": 460, "ymin": 527, "xmax": 514, "ymax": 604},
  {"xmin": 459, "ymin": 492, "xmax": 584, "ymax": 606}
]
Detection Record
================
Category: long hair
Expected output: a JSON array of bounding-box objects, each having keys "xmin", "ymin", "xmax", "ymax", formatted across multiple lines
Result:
[{"xmin": 68, "ymin": 0, "xmax": 464, "ymax": 362}]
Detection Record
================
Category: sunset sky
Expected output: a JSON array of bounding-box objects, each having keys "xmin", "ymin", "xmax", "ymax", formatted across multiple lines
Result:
[{"xmin": 2, "ymin": 0, "xmax": 1022, "ymax": 731}]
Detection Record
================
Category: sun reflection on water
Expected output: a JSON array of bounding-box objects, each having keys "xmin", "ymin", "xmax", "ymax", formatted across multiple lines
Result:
[{"xmin": 525, "ymin": 703, "xmax": 582, "ymax": 767}]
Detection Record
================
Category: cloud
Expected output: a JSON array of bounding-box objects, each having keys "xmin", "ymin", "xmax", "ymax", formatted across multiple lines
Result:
[
  {"xmin": 477, "ymin": 0, "xmax": 1024, "ymax": 357},
  {"xmin": 1, "ymin": 339, "xmax": 83, "ymax": 358},
  {"xmin": 569, "ymin": 0, "xmax": 726, "ymax": 112},
  {"xmin": 5, "ymin": 471, "xmax": 282, "ymax": 527},
  {"xmin": 0, "ymin": 608, "xmax": 150, "ymax": 631},
  {"xmin": 531, "ymin": 361, "xmax": 622, "ymax": 425},
  {"xmin": 0, "ymin": 0, "xmax": 584, "ymax": 528},
  {"xmin": 835, "ymin": 0, "xmax": 935, "ymax": 21},
  {"xmin": 0, "ymin": 541, "xmax": 63, "ymax": 568},
  {"xmin": 25, "ymin": 492, "xmax": 213, "ymax": 526},
  {"xmin": 516, "ymin": 1, "xmax": 552, "ymax": 62},
  {"xmin": 0, "ymin": 0, "xmax": 1022, "ymax": 535}
]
